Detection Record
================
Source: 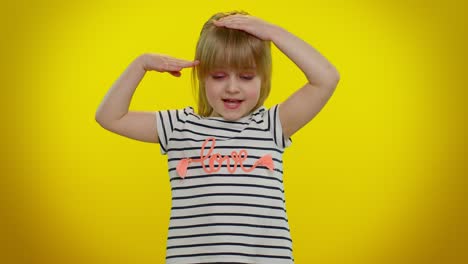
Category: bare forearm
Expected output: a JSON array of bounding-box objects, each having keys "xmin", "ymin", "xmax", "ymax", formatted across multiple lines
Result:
[
  {"xmin": 95, "ymin": 55, "xmax": 147, "ymax": 124},
  {"xmin": 269, "ymin": 26, "xmax": 339, "ymax": 86}
]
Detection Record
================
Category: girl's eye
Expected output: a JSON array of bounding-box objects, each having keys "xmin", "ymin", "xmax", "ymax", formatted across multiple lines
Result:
[{"xmin": 210, "ymin": 74, "xmax": 255, "ymax": 80}]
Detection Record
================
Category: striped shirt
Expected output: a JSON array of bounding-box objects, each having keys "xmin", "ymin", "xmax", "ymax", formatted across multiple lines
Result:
[{"xmin": 156, "ymin": 104, "xmax": 294, "ymax": 264}]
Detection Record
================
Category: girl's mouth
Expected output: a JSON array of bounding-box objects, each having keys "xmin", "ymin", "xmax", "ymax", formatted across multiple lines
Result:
[{"xmin": 223, "ymin": 99, "xmax": 243, "ymax": 110}]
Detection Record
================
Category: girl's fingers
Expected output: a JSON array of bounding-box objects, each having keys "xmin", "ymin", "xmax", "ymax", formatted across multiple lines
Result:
[
  {"xmin": 169, "ymin": 57, "xmax": 197, "ymax": 64},
  {"xmin": 216, "ymin": 15, "xmax": 246, "ymax": 24},
  {"xmin": 169, "ymin": 71, "xmax": 182, "ymax": 77},
  {"xmin": 170, "ymin": 59, "xmax": 199, "ymax": 68},
  {"xmin": 145, "ymin": 54, "xmax": 198, "ymax": 72},
  {"xmin": 214, "ymin": 17, "xmax": 247, "ymax": 30},
  {"xmin": 165, "ymin": 60, "xmax": 199, "ymax": 76}
]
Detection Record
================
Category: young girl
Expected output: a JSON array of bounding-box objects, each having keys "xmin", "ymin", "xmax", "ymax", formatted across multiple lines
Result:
[{"xmin": 96, "ymin": 10, "xmax": 339, "ymax": 264}]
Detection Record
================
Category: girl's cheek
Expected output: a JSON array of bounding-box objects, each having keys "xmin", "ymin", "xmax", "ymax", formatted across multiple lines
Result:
[
  {"xmin": 246, "ymin": 87, "xmax": 261, "ymax": 100},
  {"xmin": 252, "ymin": 79, "xmax": 262, "ymax": 98}
]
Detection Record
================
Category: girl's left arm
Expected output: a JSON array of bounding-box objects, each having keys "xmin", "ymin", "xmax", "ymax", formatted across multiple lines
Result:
[
  {"xmin": 214, "ymin": 15, "xmax": 340, "ymax": 139},
  {"xmin": 269, "ymin": 26, "xmax": 340, "ymax": 139}
]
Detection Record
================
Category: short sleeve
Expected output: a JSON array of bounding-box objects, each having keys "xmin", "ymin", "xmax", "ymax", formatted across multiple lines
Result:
[
  {"xmin": 155, "ymin": 107, "xmax": 192, "ymax": 155},
  {"xmin": 266, "ymin": 104, "xmax": 292, "ymax": 149}
]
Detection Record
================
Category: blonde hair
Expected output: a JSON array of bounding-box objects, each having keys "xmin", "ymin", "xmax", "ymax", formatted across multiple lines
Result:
[{"xmin": 191, "ymin": 10, "xmax": 272, "ymax": 117}]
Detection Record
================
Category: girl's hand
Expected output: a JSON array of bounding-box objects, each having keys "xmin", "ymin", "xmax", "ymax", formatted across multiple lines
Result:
[
  {"xmin": 213, "ymin": 14, "xmax": 277, "ymax": 41},
  {"xmin": 141, "ymin": 53, "xmax": 199, "ymax": 77}
]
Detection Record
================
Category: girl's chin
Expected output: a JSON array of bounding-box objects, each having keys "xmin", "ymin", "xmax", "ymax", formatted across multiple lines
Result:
[
  {"xmin": 212, "ymin": 103, "xmax": 253, "ymax": 120},
  {"xmin": 217, "ymin": 111, "xmax": 246, "ymax": 120}
]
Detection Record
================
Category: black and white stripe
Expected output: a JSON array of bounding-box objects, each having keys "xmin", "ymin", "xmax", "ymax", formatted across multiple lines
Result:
[{"xmin": 156, "ymin": 105, "xmax": 294, "ymax": 264}]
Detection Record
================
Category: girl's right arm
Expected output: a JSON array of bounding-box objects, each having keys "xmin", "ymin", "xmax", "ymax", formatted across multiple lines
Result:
[{"xmin": 95, "ymin": 53, "xmax": 199, "ymax": 143}]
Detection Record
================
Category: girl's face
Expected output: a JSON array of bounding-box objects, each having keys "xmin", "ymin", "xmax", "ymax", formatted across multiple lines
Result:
[{"xmin": 204, "ymin": 68, "xmax": 261, "ymax": 121}]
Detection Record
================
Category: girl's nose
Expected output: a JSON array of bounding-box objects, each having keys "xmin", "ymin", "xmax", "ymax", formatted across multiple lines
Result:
[{"xmin": 225, "ymin": 78, "xmax": 240, "ymax": 93}]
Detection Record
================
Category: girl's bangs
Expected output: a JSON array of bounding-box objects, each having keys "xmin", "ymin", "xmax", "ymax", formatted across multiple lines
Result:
[{"xmin": 203, "ymin": 30, "xmax": 259, "ymax": 74}]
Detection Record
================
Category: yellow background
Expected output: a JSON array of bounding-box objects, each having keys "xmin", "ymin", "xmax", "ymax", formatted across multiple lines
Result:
[{"xmin": 1, "ymin": 0, "xmax": 467, "ymax": 263}]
